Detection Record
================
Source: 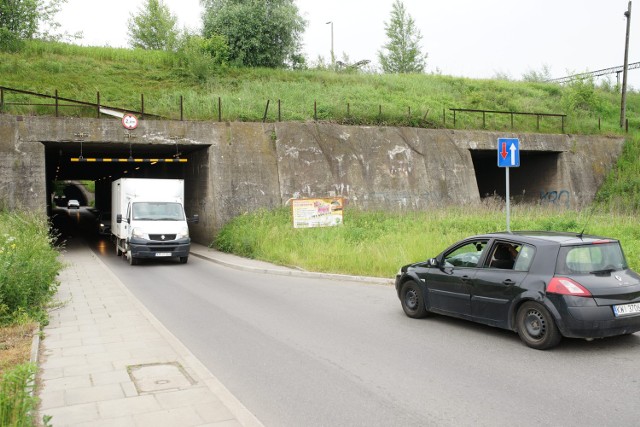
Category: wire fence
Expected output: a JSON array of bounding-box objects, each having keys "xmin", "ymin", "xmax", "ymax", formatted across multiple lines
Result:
[{"xmin": 0, "ymin": 85, "xmax": 625, "ymax": 134}]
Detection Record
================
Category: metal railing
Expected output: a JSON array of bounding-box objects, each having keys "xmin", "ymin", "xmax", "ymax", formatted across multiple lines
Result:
[{"xmin": 450, "ymin": 108, "xmax": 567, "ymax": 133}]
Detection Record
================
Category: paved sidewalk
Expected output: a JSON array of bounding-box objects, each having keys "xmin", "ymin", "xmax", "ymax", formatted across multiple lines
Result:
[{"xmin": 37, "ymin": 242, "xmax": 263, "ymax": 427}]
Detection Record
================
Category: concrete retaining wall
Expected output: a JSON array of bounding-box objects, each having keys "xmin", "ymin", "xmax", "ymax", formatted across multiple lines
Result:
[{"xmin": 0, "ymin": 116, "xmax": 625, "ymax": 244}]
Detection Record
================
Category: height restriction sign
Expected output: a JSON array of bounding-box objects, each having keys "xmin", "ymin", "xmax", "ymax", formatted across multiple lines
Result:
[{"xmin": 497, "ymin": 138, "xmax": 520, "ymax": 167}]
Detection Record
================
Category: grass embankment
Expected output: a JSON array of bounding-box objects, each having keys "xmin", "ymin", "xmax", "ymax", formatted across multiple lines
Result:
[
  {"xmin": 1, "ymin": 40, "xmax": 640, "ymax": 135},
  {"xmin": 214, "ymin": 205, "xmax": 640, "ymax": 278},
  {"xmin": 0, "ymin": 212, "xmax": 61, "ymax": 426}
]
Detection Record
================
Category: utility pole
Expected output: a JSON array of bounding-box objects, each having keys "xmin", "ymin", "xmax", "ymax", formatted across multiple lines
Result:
[
  {"xmin": 326, "ymin": 21, "xmax": 334, "ymax": 68},
  {"xmin": 621, "ymin": 1, "xmax": 632, "ymax": 128}
]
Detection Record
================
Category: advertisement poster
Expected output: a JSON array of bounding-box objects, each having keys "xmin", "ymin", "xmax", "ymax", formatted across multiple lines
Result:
[{"xmin": 291, "ymin": 198, "xmax": 344, "ymax": 229}]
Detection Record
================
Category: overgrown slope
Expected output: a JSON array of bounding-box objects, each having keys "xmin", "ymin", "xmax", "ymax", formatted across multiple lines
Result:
[{"xmin": 1, "ymin": 40, "xmax": 639, "ymax": 135}]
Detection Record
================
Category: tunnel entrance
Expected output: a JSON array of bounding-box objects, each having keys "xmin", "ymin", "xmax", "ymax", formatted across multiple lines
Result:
[
  {"xmin": 43, "ymin": 140, "xmax": 210, "ymax": 238},
  {"xmin": 470, "ymin": 150, "xmax": 561, "ymax": 203}
]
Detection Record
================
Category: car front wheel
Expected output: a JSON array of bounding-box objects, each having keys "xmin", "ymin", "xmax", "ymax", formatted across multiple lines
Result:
[
  {"xmin": 516, "ymin": 301, "xmax": 562, "ymax": 350},
  {"xmin": 400, "ymin": 280, "xmax": 428, "ymax": 319}
]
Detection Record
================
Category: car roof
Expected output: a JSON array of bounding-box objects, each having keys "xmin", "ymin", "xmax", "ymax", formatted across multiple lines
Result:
[{"xmin": 474, "ymin": 231, "xmax": 618, "ymax": 246}]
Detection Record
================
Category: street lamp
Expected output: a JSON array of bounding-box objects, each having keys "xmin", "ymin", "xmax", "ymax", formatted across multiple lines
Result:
[
  {"xmin": 326, "ymin": 21, "xmax": 334, "ymax": 68},
  {"xmin": 620, "ymin": 1, "xmax": 632, "ymax": 128}
]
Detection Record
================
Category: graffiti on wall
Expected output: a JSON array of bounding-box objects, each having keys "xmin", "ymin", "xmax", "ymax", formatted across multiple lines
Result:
[{"xmin": 540, "ymin": 189, "xmax": 570, "ymax": 207}]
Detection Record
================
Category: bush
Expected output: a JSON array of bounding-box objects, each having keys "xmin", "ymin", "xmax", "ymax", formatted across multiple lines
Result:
[
  {"xmin": 0, "ymin": 363, "xmax": 38, "ymax": 427},
  {"xmin": 0, "ymin": 212, "xmax": 61, "ymax": 325}
]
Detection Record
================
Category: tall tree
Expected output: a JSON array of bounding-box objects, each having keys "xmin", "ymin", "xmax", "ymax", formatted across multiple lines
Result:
[
  {"xmin": 378, "ymin": 0, "xmax": 427, "ymax": 74},
  {"xmin": 127, "ymin": 0, "xmax": 179, "ymax": 50},
  {"xmin": 201, "ymin": 0, "xmax": 306, "ymax": 68},
  {"xmin": 0, "ymin": 0, "xmax": 68, "ymax": 50}
]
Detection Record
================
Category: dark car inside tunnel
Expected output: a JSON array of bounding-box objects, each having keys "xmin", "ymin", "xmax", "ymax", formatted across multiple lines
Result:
[
  {"xmin": 470, "ymin": 150, "xmax": 561, "ymax": 203},
  {"xmin": 43, "ymin": 140, "xmax": 208, "ymax": 239}
]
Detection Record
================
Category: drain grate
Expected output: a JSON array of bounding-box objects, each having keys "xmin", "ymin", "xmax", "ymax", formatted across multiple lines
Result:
[{"xmin": 127, "ymin": 362, "xmax": 196, "ymax": 394}]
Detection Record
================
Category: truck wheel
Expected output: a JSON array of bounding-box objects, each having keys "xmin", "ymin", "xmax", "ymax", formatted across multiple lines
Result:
[
  {"xmin": 179, "ymin": 256, "xmax": 188, "ymax": 264},
  {"xmin": 127, "ymin": 252, "xmax": 138, "ymax": 266}
]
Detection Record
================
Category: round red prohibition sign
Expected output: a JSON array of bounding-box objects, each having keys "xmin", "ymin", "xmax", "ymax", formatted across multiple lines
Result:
[{"xmin": 122, "ymin": 113, "xmax": 138, "ymax": 130}]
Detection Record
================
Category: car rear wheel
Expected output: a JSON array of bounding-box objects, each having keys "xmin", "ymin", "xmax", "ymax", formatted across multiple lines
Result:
[
  {"xmin": 400, "ymin": 280, "xmax": 428, "ymax": 318},
  {"xmin": 516, "ymin": 302, "xmax": 562, "ymax": 350}
]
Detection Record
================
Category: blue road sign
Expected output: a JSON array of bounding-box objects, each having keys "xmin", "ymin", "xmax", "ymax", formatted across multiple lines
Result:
[{"xmin": 497, "ymin": 138, "xmax": 520, "ymax": 167}]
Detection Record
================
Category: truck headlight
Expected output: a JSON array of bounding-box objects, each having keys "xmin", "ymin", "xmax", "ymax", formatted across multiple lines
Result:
[
  {"xmin": 176, "ymin": 226, "xmax": 189, "ymax": 239},
  {"xmin": 132, "ymin": 227, "xmax": 147, "ymax": 239}
]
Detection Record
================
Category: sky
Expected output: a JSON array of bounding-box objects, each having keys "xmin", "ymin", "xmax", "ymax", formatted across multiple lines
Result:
[{"xmin": 57, "ymin": 0, "xmax": 640, "ymax": 87}]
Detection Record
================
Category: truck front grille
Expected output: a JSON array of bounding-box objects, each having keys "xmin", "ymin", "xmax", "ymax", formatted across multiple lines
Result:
[{"xmin": 149, "ymin": 234, "xmax": 177, "ymax": 241}]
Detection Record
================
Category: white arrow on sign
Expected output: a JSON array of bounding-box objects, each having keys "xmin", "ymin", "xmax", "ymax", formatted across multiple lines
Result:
[{"xmin": 510, "ymin": 143, "xmax": 516, "ymax": 166}]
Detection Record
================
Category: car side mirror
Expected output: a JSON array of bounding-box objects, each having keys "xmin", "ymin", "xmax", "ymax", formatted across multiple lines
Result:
[{"xmin": 427, "ymin": 258, "xmax": 439, "ymax": 268}]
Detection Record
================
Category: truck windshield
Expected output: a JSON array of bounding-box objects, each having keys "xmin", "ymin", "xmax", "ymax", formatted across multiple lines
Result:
[{"xmin": 132, "ymin": 202, "xmax": 185, "ymax": 221}]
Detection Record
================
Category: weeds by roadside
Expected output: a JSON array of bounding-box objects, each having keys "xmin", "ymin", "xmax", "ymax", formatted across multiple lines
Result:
[
  {"xmin": 213, "ymin": 205, "xmax": 640, "ymax": 278},
  {"xmin": 0, "ymin": 211, "xmax": 62, "ymax": 427}
]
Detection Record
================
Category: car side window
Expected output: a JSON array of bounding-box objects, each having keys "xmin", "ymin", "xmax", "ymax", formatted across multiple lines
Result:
[
  {"xmin": 513, "ymin": 244, "xmax": 535, "ymax": 271},
  {"xmin": 444, "ymin": 240, "xmax": 487, "ymax": 268},
  {"xmin": 488, "ymin": 242, "xmax": 529, "ymax": 270}
]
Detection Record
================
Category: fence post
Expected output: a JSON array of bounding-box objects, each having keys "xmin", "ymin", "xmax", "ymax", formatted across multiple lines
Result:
[
  {"xmin": 0, "ymin": 88, "xmax": 3, "ymax": 112},
  {"xmin": 141, "ymin": 94, "xmax": 145, "ymax": 120},
  {"xmin": 453, "ymin": 109, "xmax": 456, "ymax": 127},
  {"xmin": 536, "ymin": 114, "xmax": 540, "ymax": 131},
  {"xmin": 626, "ymin": 118, "xmax": 629, "ymax": 133},
  {"xmin": 314, "ymin": 100, "xmax": 317, "ymax": 121},
  {"xmin": 347, "ymin": 102, "xmax": 350, "ymax": 116},
  {"xmin": 482, "ymin": 111, "xmax": 486, "ymax": 128},
  {"xmin": 96, "ymin": 92, "xmax": 100, "ymax": 118},
  {"xmin": 510, "ymin": 112, "xmax": 514, "ymax": 129},
  {"xmin": 55, "ymin": 89, "xmax": 59, "ymax": 117},
  {"xmin": 561, "ymin": 116, "xmax": 565, "ymax": 133},
  {"xmin": 218, "ymin": 97, "xmax": 222, "ymax": 122},
  {"xmin": 180, "ymin": 95, "xmax": 183, "ymax": 121},
  {"xmin": 262, "ymin": 99, "xmax": 270, "ymax": 123},
  {"xmin": 443, "ymin": 108, "xmax": 445, "ymax": 126},
  {"xmin": 278, "ymin": 99, "xmax": 281, "ymax": 122}
]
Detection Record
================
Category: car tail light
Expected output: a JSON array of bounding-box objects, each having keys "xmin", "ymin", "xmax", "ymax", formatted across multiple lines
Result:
[{"xmin": 547, "ymin": 277, "xmax": 592, "ymax": 297}]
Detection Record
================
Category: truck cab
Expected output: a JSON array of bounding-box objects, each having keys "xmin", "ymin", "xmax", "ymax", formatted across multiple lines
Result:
[{"xmin": 112, "ymin": 178, "xmax": 198, "ymax": 266}]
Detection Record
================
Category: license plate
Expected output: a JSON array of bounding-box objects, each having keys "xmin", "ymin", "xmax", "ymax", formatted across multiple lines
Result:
[
  {"xmin": 613, "ymin": 302, "xmax": 640, "ymax": 317},
  {"xmin": 155, "ymin": 252, "xmax": 172, "ymax": 257}
]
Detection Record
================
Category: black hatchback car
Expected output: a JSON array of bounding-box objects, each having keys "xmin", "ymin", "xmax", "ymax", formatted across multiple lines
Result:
[{"xmin": 395, "ymin": 231, "xmax": 640, "ymax": 349}]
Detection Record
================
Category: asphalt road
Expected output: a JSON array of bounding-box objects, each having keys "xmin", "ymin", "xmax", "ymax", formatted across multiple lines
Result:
[{"xmin": 61, "ymin": 209, "xmax": 640, "ymax": 426}]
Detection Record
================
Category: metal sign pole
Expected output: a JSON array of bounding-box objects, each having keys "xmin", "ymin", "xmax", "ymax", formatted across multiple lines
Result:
[{"xmin": 506, "ymin": 167, "xmax": 511, "ymax": 232}]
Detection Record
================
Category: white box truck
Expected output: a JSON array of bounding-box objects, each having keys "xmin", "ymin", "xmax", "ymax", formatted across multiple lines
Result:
[{"xmin": 111, "ymin": 178, "xmax": 198, "ymax": 265}]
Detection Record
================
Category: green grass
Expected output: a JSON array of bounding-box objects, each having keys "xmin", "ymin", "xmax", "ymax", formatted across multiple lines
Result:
[
  {"xmin": 0, "ymin": 363, "xmax": 39, "ymax": 427},
  {"xmin": 213, "ymin": 204, "xmax": 640, "ymax": 278},
  {"xmin": 0, "ymin": 212, "xmax": 61, "ymax": 325},
  {"xmin": 1, "ymin": 40, "xmax": 640, "ymax": 135},
  {"xmin": 0, "ymin": 211, "xmax": 61, "ymax": 427}
]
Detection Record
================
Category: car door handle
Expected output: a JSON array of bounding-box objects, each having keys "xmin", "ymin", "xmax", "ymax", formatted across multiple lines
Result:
[
  {"xmin": 502, "ymin": 279, "xmax": 516, "ymax": 286},
  {"xmin": 461, "ymin": 275, "xmax": 473, "ymax": 282}
]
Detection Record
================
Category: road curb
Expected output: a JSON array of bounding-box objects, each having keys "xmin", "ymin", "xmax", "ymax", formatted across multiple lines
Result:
[{"xmin": 190, "ymin": 251, "xmax": 395, "ymax": 286}]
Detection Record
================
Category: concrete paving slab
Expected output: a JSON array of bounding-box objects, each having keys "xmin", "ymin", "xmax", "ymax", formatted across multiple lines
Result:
[{"xmin": 36, "ymin": 243, "xmax": 262, "ymax": 427}]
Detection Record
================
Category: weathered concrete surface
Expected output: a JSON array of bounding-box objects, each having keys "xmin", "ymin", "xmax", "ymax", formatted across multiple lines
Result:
[
  {"xmin": 0, "ymin": 116, "xmax": 47, "ymax": 212},
  {"xmin": 0, "ymin": 115, "xmax": 625, "ymax": 244}
]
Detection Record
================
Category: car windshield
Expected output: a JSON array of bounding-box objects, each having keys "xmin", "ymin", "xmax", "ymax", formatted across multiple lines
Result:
[
  {"xmin": 132, "ymin": 202, "xmax": 184, "ymax": 221},
  {"xmin": 556, "ymin": 242, "xmax": 628, "ymax": 274}
]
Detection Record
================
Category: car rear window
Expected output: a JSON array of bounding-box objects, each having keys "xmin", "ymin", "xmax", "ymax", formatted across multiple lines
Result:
[{"xmin": 556, "ymin": 242, "xmax": 628, "ymax": 274}]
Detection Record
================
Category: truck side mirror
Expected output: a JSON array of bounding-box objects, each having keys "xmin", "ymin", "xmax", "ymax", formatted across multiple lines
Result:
[
  {"xmin": 116, "ymin": 214, "xmax": 122, "ymax": 223},
  {"xmin": 189, "ymin": 214, "xmax": 199, "ymax": 224}
]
